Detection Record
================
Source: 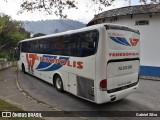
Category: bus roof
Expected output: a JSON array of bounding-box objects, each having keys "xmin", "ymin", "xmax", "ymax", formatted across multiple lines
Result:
[{"xmin": 20, "ymin": 23, "xmax": 139, "ymax": 43}]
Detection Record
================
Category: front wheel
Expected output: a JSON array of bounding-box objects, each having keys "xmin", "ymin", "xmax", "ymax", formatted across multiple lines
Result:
[
  {"xmin": 22, "ymin": 64, "xmax": 26, "ymax": 73},
  {"xmin": 55, "ymin": 75, "xmax": 64, "ymax": 93}
]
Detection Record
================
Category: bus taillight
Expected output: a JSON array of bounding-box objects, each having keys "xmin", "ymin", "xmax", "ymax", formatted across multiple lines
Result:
[{"xmin": 100, "ymin": 79, "xmax": 107, "ymax": 91}]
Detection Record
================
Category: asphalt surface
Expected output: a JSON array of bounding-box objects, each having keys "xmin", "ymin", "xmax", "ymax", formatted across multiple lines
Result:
[
  {"xmin": 0, "ymin": 67, "xmax": 53, "ymax": 111},
  {"xmin": 0, "ymin": 67, "xmax": 160, "ymax": 120}
]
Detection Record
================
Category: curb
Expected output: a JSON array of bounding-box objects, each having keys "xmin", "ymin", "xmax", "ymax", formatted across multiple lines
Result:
[
  {"xmin": 15, "ymin": 67, "xmax": 62, "ymax": 111},
  {"xmin": 140, "ymin": 76, "xmax": 160, "ymax": 81}
]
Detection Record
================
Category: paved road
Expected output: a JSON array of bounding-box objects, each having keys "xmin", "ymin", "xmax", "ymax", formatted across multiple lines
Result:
[
  {"xmin": 0, "ymin": 67, "xmax": 160, "ymax": 120},
  {"xmin": 0, "ymin": 67, "xmax": 54, "ymax": 111}
]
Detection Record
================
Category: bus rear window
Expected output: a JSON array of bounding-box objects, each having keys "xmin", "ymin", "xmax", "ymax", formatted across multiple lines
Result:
[{"xmin": 105, "ymin": 25, "xmax": 139, "ymax": 34}]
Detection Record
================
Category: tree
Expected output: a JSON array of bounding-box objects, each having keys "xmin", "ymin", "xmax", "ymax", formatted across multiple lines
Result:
[
  {"xmin": 1, "ymin": 0, "xmax": 159, "ymax": 18},
  {"xmin": 19, "ymin": 0, "xmax": 78, "ymax": 18},
  {"xmin": 32, "ymin": 33, "xmax": 46, "ymax": 38},
  {"xmin": 7, "ymin": 0, "xmax": 160, "ymax": 18},
  {"xmin": 0, "ymin": 14, "xmax": 30, "ymax": 59},
  {"xmin": 54, "ymin": 28, "xmax": 59, "ymax": 33}
]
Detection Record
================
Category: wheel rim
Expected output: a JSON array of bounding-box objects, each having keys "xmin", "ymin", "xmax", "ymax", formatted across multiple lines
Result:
[{"xmin": 56, "ymin": 78, "xmax": 62, "ymax": 89}]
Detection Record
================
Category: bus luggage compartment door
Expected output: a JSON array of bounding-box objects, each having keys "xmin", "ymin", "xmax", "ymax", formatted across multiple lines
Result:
[{"xmin": 68, "ymin": 74, "xmax": 77, "ymax": 95}]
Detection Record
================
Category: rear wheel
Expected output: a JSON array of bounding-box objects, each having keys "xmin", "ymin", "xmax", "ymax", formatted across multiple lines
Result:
[{"xmin": 55, "ymin": 75, "xmax": 64, "ymax": 93}]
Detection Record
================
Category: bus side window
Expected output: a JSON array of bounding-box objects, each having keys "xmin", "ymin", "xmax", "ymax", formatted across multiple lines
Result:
[
  {"xmin": 21, "ymin": 42, "xmax": 27, "ymax": 52},
  {"xmin": 79, "ymin": 30, "xmax": 98, "ymax": 57},
  {"xmin": 57, "ymin": 36, "xmax": 65, "ymax": 55},
  {"xmin": 68, "ymin": 34, "xmax": 78, "ymax": 56},
  {"xmin": 63, "ymin": 36, "xmax": 70, "ymax": 56},
  {"xmin": 48, "ymin": 37, "xmax": 61, "ymax": 55},
  {"xmin": 30, "ymin": 41, "xmax": 36, "ymax": 53}
]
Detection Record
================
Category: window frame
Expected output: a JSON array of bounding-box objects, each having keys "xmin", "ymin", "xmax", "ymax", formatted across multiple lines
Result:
[{"xmin": 135, "ymin": 20, "xmax": 149, "ymax": 26}]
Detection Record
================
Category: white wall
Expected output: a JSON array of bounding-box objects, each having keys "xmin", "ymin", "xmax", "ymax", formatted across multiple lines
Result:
[{"xmin": 106, "ymin": 14, "xmax": 160, "ymax": 67}]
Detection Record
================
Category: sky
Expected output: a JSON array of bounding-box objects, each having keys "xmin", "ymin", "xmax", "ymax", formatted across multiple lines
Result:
[{"xmin": 0, "ymin": 0, "xmax": 141, "ymax": 24}]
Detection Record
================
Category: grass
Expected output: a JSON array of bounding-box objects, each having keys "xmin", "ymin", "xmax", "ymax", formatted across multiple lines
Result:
[
  {"xmin": 0, "ymin": 99, "xmax": 43, "ymax": 120},
  {"xmin": 0, "ymin": 99, "xmax": 21, "ymax": 111}
]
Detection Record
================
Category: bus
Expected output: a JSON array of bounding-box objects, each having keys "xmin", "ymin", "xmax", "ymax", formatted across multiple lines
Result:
[{"xmin": 15, "ymin": 23, "xmax": 140, "ymax": 104}]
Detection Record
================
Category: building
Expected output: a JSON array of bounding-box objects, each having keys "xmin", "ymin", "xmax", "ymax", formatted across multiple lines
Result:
[{"xmin": 87, "ymin": 4, "xmax": 160, "ymax": 77}]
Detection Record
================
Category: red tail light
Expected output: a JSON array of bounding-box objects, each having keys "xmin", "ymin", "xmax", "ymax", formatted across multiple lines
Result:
[{"xmin": 100, "ymin": 79, "xmax": 107, "ymax": 91}]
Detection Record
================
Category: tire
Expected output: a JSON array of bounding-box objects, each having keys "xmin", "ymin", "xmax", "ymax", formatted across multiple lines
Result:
[
  {"xmin": 55, "ymin": 75, "xmax": 64, "ymax": 93},
  {"xmin": 22, "ymin": 64, "xmax": 26, "ymax": 73}
]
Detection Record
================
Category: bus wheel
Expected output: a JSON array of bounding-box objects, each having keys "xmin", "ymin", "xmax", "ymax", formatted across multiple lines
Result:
[
  {"xmin": 55, "ymin": 75, "xmax": 64, "ymax": 93},
  {"xmin": 22, "ymin": 64, "xmax": 26, "ymax": 73}
]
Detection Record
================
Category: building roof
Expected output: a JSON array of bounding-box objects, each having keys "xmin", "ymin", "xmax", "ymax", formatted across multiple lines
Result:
[{"xmin": 87, "ymin": 4, "xmax": 160, "ymax": 26}]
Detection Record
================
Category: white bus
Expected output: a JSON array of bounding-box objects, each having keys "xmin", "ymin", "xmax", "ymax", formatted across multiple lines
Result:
[{"xmin": 15, "ymin": 23, "xmax": 140, "ymax": 104}]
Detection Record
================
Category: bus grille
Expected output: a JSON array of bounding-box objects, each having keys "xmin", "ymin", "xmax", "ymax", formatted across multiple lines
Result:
[{"xmin": 77, "ymin": 76, "xmax": 94, "ymax": 101}]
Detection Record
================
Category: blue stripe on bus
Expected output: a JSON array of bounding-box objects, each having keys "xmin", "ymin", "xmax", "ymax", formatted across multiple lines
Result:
[
  {"xmin": 116, "ymin": 37, "xmax": 131, "ymax": 46},
  {"xmin": 110, "ymin": 37, "xmax": 131, "ymax": 46},
  {"xmin": 36, "ymin": 55, "xmax": 57, "ymax": 69},
  {"xmin": 110, "ymin": 37, "xmax": 126, "ymax": 46},
  {"xmin": 37, "ymin": 56, "xmax": 69, "ymax": 71}
]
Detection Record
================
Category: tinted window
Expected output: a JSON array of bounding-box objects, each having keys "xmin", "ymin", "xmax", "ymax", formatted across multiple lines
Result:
[
  {"xmin": 48, "ymin": 36, "xmax": 65, "ymax": 55},
  {"xmin": 37, "ymin": 39, "xmax": 49, "ymax": 54},
  {"xmin": 30, "ymin": 40, "xmax": 37, "ymax": 53},
  {"xmin": 21, "ymin": 30, "xmax": 99, "ymax": 57},
  {"xmin": 64, "ymin": 34, "xmax": 78, "ymax": 56},
  {"xmin": 78, "ymin": 30, "xmax": 98, "ymax": 57},
  {"xmin": 62, "ymin": 30, "xmax": 99, "ymax": 57},
  {"xmin": 21, "ymin": 41, "xmax": 31, "ymax": 52}
]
